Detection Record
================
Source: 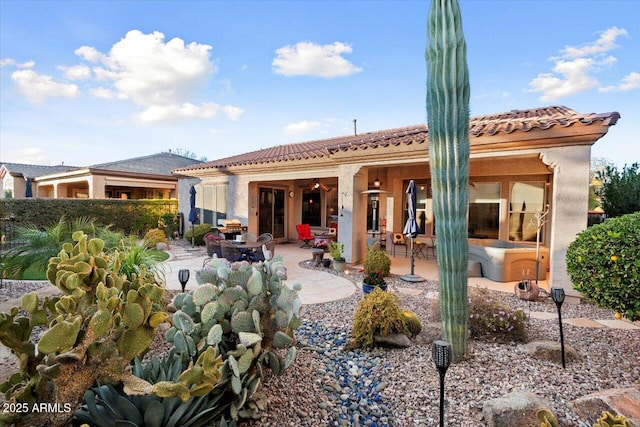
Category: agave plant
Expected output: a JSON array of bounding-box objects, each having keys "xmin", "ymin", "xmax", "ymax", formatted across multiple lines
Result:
[{"xmin": 74, "ymin": 356, "xmax": 236, "ymax": 427}]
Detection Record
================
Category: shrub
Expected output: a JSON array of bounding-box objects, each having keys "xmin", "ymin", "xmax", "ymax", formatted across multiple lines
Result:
[
  {"xmin": 468, "ymin": 287, "xmax": 527, "ymax": 342},
  {"xmin": 349, "ymin": 288, "xmax": 409, "ymax": 348},
  {"xmin": 363, "ymin": 242, "xmax": 391, "ymax": 277},
  {"xmin": 328, "ymin": 241, "xmax": 344, "ymax": 260},
  {"xmin": 566, "ymin": 212, "xmax": 640, "ymax": 320},
  {"xmin": 184, "ymin": 223, "xmax": 215, "ymax": 245},
  {"xmin": 143, "ymin": 227, "xmax": 169, "ymax": 249}
]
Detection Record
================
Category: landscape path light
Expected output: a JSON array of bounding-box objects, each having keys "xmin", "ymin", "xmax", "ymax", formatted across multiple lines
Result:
[
  {"xmin": 433, "ymin": 339, "xmax": 452, "ymax": 427},
  {"xmin": 178, "ymin": 269, "xmax": 190, "ymax": 293},
  {"xmin": 551, "ymin": 287, "xmax": 566, "ymax": 368}
]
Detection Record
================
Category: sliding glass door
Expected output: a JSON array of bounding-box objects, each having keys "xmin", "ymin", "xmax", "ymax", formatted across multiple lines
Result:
[{"xmin": 258, "ymin": 187, "xmax": 285, "ymax": 239}]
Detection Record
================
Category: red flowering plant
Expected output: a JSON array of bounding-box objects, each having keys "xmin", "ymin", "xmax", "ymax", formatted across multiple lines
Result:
[{"xmin": 363, "ymin": 269, "xmax": 386, "ymax": 287}]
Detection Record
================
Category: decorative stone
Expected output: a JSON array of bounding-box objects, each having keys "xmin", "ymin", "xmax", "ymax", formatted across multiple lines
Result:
[
  {"xmin": 483, "ymin": 391, "xmax": 552, "ymax": 427},
  {"xmin": 518, "ymin": 340, "xmax": 580, "ymax": 364},
  {"xmin": 571, "ymin": 387, "xmax": 640, "ymax": 426},
  {"xmin": 156, "ymin": 242, "xmax": 169, "ymax": 251},
  {"xmin": 373, "ymin": 333, "xmax": 411, "ymax": 348}
]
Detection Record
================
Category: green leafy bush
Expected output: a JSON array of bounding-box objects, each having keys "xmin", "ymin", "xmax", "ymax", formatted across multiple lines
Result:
[
  {"xmin": 566, "ymin": 212, "xmax": 640, "ymax": 320},
  {"xmin": 362, "ymin": 242, "xmax": 391, "ymax": 277},
  {"xmin": 468, "ymin": 287, "xmax": 527, "ymax": 342},
  {"xmin": 184, "ymin": 223, "xmax": 215, "ymax": 245},
  {"xmin": 348, "ymin": 288, "xmax": 409, "ymax": 348},
  {"xmin": 143, "ymin": 227, "xmax": 169, "ymax": 249}
]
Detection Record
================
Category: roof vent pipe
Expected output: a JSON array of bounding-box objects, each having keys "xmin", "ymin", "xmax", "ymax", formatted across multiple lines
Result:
[{"xmin": 353, "ymin": 119, "xmax": 357, "ymax": 136}]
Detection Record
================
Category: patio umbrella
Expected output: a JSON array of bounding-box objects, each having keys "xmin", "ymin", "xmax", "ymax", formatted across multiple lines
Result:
[
  {"xmin": 188, "ymin": 185, "xmax": 199, "ymax": 247},
  {"xmin": 401, "ymin": 180, "xmax": 424, "ymax": 282},
  {"xmin": 25, "ymin": 177, "xmax": 33, "ymax": 198}
]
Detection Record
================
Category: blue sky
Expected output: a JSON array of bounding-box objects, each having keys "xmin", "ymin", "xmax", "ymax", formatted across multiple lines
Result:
[{"xmin": 1, "ymin": 0, "xmax": 638, "ymax": 168}]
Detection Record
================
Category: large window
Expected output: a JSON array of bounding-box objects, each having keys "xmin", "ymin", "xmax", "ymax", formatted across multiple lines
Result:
[
  {"xmin": 469, "ymin": 183, "xmax": 500, "ymax": 239},
  {"xmin": 509, "ymin": 182, "xmax": 545, "ymax": 242}
]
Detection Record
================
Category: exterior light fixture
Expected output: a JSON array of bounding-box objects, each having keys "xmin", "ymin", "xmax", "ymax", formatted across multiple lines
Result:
[
  {"xmin": 178, "ymin": 269, "xmax": 190, "ymax": 293},
  {"xmin": 433, "ymin": 340, "xmax": 452, "ymax": 427},
  {"xmin": 314, "ymin": 179, "xmax": 320, "ymax": 189},
  {"xmin": 551, "ymin": 287, "xmax": 566, "ymax": 368},
  {"xmin": 373, "ymin": 177, "xmax": 381, "ymax": 187}
]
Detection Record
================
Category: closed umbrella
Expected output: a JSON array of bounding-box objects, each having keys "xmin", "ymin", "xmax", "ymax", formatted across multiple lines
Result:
[
  {"xmin": 401, "ymin": 180, "xmax": 424, "ymax": 282},
  {"xmin": 188, "ymin": 186, "xmax": 199, "ymax": 247},
  {"xmin": 25, "ymin": 177, "xmax": 33, "ymax": 198}
]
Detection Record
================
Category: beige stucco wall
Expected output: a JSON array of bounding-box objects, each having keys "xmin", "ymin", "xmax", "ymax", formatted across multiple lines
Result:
[{"xmin": 540, "ymin": 145, "xmax": 592, "ymax": 297}]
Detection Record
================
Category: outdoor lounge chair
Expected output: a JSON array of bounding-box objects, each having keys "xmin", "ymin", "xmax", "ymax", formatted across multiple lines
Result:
[{"xmin": 296, "ymin": 224, "xmax": 315, "ymax": 248}]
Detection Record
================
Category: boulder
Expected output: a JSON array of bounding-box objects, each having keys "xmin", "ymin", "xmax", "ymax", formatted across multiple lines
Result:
[
  {"xmin": 571, "ymin": 388, "xmax": 640, "ymax": 426},
  {"xmin": 483, "ymin": 391, "xmax": 552, "ymax": 427},
  {"xmin": 373, "ymin": 333, "xmax": 411, "ymax": 348},
  {"xmin": 156, "ymin": 242, "xmax": 169, "ymax": 251},
  {"xmin": 518, "ymin": 340, "xmax": 580, "ymax": 364}
]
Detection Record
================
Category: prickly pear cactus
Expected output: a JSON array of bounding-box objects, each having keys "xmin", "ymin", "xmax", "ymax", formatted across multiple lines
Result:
[
  {"xmin": 0, "ymin": 231, "xmax": 168, "ymax": 427},
  {"xmin": 165, "ymin": 253, "xmax": 302, "ymax": 421}
]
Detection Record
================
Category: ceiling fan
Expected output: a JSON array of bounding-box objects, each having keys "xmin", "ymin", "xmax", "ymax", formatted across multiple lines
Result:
[{"xmin": 309, "ymin": 178, "xmax": 332, "ymax": 192}]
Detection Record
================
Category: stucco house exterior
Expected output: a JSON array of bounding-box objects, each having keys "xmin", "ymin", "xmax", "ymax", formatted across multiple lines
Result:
[
  {"xmin": 1, "ymin": 152, "xmax": 201, "ymax": 200},
  {"xmin": 174, "ymin": 105, "xmax": 619, "ymax": 296}
]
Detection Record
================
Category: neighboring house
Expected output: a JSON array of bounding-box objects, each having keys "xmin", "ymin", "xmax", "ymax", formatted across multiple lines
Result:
[
  {"xmin": 174, "ymin": 105, "xmax": 620, "ymax": 296},
  {"xmin": 1, "ymin": 163, "xmax": 77, "ymax": 199},
  {"xmin": 1, "ymin": 152, "xmax": 202, "ymax": 200}
]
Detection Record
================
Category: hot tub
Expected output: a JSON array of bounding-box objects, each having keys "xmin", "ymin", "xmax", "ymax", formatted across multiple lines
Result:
[{"xmin": 468, "ymin": 239, "xmax": 547, "ymax": 282}]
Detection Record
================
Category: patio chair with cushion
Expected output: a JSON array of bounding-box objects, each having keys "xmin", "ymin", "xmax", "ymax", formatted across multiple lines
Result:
[
  {"xmin": 296, "ymin": 224, "xmax": 315, "ymax": 248},
  {"xmin": 390, "ymin": 232, "xmax": 408, "ymax": 257}
]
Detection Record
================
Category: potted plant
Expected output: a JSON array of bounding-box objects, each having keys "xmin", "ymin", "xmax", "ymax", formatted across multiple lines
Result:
[
  {"xmin": 311, "ymin": 239, "xmax": 328, "ymax": 267},
  {"xmin": 328, "ymin": 241, "xmax": 346, "ymax": 272},
  {"xmin": 362, "ymin": 269, "xmax": 387, "ymax": 294}
]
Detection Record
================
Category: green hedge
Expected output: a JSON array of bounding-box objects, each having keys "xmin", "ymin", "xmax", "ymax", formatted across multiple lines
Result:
[
  {"xmin": 566, "ymin": 212, "xmax": 640, "ymax": 320},
  {"xmin": 0, "ymin": 199, "xmax": 178, "ymax": 235}
]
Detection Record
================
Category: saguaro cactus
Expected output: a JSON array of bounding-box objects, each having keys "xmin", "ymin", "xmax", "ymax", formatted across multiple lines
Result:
[{"xmin": 426, "ymin": 0, "xmax": 470, "ymax": 361}]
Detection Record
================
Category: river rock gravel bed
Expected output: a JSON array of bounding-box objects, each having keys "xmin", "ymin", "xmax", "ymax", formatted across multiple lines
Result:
[{"xmin": 249, "ymin": 265, "xmax": 639, "ymax": 427}]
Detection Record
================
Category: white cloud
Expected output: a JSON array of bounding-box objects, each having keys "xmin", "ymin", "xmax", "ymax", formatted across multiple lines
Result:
[
  {"xmin": 135, "ymin": 102, "xmax": 243, "ymax": 123},
  {"xmin": 85, "ymin": 30, "xmax": 217, "ymax": 106},
  {"xmin": 11, "ymin": 69, "xmax": 80, "ymax": 103},
  {"xmin": 285, "ymin": 120, "xmax": 322, "ymax": 135},
  {"xmin": 90, "ymin": 87, "xmax": 118, "ymax": 99},
  {"xmin": 273, "ymin": 41, "xmax": 362, "ymax": 78},
  {"xmin": 526, "ymin": 27, "xmax": 631, "ymax": 101},
  {"xmin": 1, "ymin": 58, "xmax": 35, "ymax": 68},
  {"xmin": 560, "ymin": 27, "xmax": 627, "ymax": 59},
  {"xmin": 619, "ymin": 72, "xmax": 640, "ymax": 90},
  {"xmin": 3, "ymin": 147, "xmax": 49, "ymax": 164},
  {"xmin": 59, "ymin": 64, "xmax": 91, "ymax": 80}
]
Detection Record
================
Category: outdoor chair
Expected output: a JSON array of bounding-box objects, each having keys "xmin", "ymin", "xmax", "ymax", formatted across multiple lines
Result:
[
  {"xmin": 219, "ymin": 240, "xmax": 245, "ymax": 262},
  {"xmin": 257, "ymin": 233, "xmax": 273, "ymax": 242},
  {"xmin": 296, "ymin": 224, "xmax": 315, "ymax": 248},
  {"xmin": 390, "ymin": 232, "xmax": 407, "ymax": 257},
  {"xmin": 247, "ymin": 238, "xmax": 277, "ymax": 263}
]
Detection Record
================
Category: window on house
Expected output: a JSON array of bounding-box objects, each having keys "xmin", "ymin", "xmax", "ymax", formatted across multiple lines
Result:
[
  {"xmin": 302, "ymin": 189, "xmax": 321, "ymax": 226},
  {"xmin": 469, "ymin": 182, "xmax": 500, "ymax": 239},
  {"xmin": 509, "ymin": 182, "xmax": 545, "ymax": 242}
]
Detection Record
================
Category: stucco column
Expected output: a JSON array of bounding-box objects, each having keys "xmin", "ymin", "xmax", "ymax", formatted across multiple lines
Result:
[
  {"xmin": 337, "ymin": 164, "xmax": 367, "ymax": 264},
  {"xmin": 541, "ymin": 146, "xmax": 591, "ymax": 299}
]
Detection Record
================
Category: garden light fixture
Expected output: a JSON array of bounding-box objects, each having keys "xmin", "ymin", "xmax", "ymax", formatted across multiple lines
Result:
[
  {"xmin": 433, "ymin": 340, "xmax": 452, "ymax": 427},
  {"xmin": 551, "ymin": 287, "xmax": 566, "ymax": 368},
  {"xmin": 178, "ymin": 269, "xmax": 190, "ymax": 293}
]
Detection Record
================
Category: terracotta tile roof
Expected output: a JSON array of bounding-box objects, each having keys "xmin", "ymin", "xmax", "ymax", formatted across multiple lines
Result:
[{"xmin": 177, "ymin": 105, "xmax": 619, "ymax": 171}]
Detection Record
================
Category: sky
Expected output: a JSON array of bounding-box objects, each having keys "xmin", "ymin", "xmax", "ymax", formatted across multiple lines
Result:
[{"xmin": 1, "ymin": 0, "xmax": 639, "ymax": 169}]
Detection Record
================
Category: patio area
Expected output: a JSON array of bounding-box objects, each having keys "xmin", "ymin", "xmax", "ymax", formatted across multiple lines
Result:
[{"xmin": 161, "ymin": 240, "xmax": 549, "ymax": 305}]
